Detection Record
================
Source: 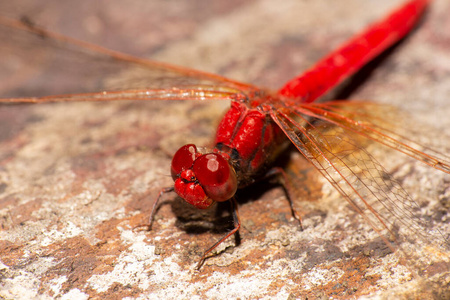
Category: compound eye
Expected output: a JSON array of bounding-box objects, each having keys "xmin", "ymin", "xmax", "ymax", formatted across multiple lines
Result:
[
  {"xmin": 192, "ymin": 153, "xmax": 237, "ymax": 202},
  {"xmin": 171, "ymin": 144, "xmax": 199, "ymax": 180}
]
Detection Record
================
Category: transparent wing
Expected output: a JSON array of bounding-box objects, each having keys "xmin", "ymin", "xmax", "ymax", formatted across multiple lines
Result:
[
  {"xmin": 298, "ymin": 101, "xmax": 450, "ymax": 173},
  {"xmin": 269, "ymin": 100, "xmax": 450, "ymax": 267},
  {"xmin": 0, "ymin": 16, "xmax": 260, "ymax": 102}
]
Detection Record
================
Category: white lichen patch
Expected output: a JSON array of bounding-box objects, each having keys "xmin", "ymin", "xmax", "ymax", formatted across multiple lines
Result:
[
  {"xmin": 301, "ymin": 266, "xmax": 345, "ymax": 290},
  {"xmin": 204, "ymin": 274, "xmax": 272, "ymax": 299},
  {"xmin": 60, "ymin": 289, "xmax": 89, "ymax": 300},
  {"xmin": 49, "ymin": 275, "xmax": 68, "ymax": 297},
  {"xmin": 41, "ymin": 221, "xmax": 83, "ymax": 247},
  {"xmin": 0, "ymin": 257, "xmax": 57, "ymax": 300},
  {"xmin": 87, "ymin": 229, "xmax": 159, "ymax": 292},
  {"xmin": 365, "ymin": 256, "xmax": 413, "ymax": 290}
]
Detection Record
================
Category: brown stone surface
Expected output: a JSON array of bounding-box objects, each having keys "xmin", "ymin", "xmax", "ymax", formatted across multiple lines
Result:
[{"xmin": 0, "ymin": 0, "xmax": 449, "ymax": 299}]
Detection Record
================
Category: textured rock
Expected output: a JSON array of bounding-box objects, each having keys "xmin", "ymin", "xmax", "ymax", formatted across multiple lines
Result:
[{"xmin": 0, "ymin": 0, "xmax": 449, "ymax": 299}]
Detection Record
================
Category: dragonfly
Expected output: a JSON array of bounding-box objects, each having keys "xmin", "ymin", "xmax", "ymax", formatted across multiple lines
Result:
[{"xmin": 0, "ymin": 0, "xmax": 448, "ymax": 270}]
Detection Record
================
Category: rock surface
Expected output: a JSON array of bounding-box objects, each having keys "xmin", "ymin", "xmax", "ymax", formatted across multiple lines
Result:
[{"xmin": 0, "ymin": 0, "xmax": 449, "ymax": 299}]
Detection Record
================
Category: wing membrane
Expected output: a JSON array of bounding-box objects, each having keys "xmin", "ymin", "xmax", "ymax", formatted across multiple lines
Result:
[
  {"xmin": 311, "ymin": 101, "xmax": 450, "ymax": 173},
  {"xmin": 269, "ymin": 102, "xmax": 449, "ymax": 266},
  {"xmin": 0, "ymin": 16, "xmax": 259, "ymax": 101}
]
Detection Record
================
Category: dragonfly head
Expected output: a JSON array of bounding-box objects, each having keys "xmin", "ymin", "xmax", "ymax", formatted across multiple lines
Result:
[{"xmin": 170, "ymin": 144, "xmax": 237, "ymax": 209}]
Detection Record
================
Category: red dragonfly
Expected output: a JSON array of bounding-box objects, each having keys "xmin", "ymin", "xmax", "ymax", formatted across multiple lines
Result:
[{"xmin": 0, "ymin": 0, "xmax": 448, "ymax": 270}]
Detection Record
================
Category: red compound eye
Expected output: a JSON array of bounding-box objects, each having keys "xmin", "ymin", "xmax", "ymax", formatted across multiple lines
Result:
[
  {"xmin": 192, "ymin": 153, "xmax": 237, "ymax": 202},
  {"xmin": 171, "ymin": 144, "xmax": 199, "ymax": 180}
]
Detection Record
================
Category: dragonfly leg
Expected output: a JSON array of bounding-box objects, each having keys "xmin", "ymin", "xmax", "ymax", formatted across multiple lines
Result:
[
  {"xmin": 134, "ymin": 186, "xmax": 174, "ymax": 231},
  {"xmin": 265, "ymin": 167, "xmax": 303, "ymax": 230},
  {"xmin": 196, "ymin": 197, "xmax": 241, "ymax": 270}
]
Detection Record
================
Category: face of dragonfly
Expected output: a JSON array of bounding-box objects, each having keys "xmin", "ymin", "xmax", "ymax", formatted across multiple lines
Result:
[{"xmin": 170, "ymin": 144, "xmax": 238, "ymax": 209}]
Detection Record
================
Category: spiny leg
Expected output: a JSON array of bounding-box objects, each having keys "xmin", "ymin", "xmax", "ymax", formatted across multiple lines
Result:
[
  {"xmin": 134, "ymin": 186, "xmax": 174, "ymax": 231},
  {"xmin": 196, "ymin": 197, "xmax": 241, "ymax": 270},
  {"xmin": 265, "ymin": 167, "xmax": 303, "ymax": 230}
]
